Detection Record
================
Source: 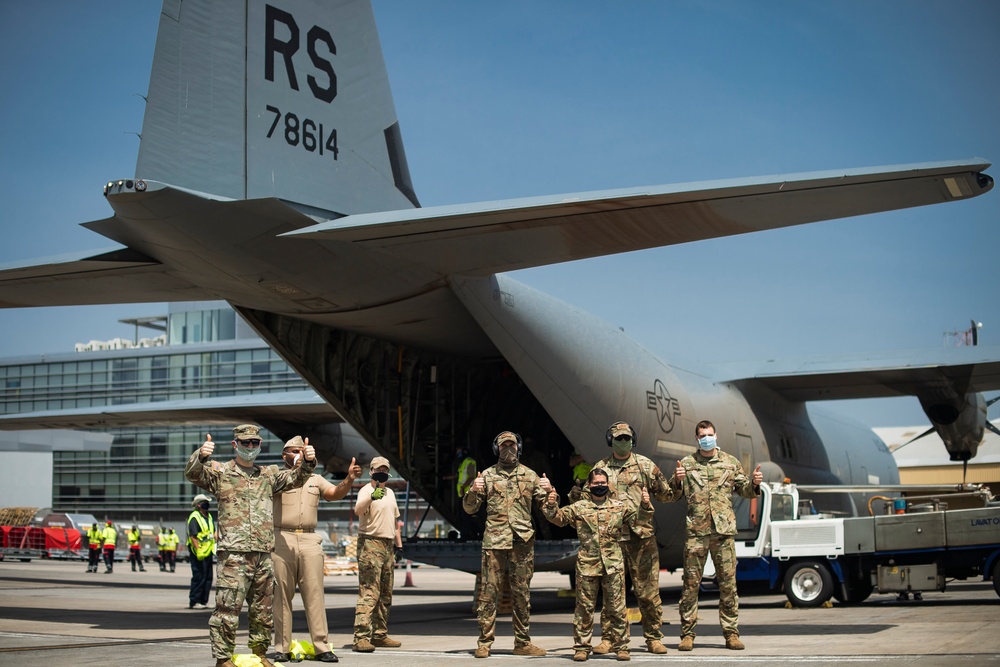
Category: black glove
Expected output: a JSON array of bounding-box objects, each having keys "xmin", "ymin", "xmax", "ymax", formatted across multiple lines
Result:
[{"xmin": 394, "ymin": 546, "xmax": 403, "ymax": 563}]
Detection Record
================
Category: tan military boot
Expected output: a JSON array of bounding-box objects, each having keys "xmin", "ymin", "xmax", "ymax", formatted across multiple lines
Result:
[
  {"xmin": 474, "ymin": 646, "xmax": 491, "ymax": 658},
  {"xmin": 372, "ymin": 636, "xmax": 402, "ymax": 648},
  {"xmin": 646, "ymin": 639, "xmax": 668, "ymax": 654},
  {"xmin": 678, "ymin": 636, "xmax": 694, "ymax": 651},
  {"xmin": 616, "ymin": 650, "xmax": 630, "ymax": 661},
  {"xmin": 512, "ymin": 643, "xmax": 546, "ymax": 656},
  {"xmin": 253, "ymin": 652, "xmax": 276, "ymax": 667},
  {"xmin": 725, "ymin": 634, "xmax": 745, "ymax": 650},
  {"xmin": 592, "ymin": 639, "xmax": 613, "ymax": 655},
  {"xmin": 573, "ymin": 650, "xmax": 589, "ymax": 662},
  {"xmin": 352, "ymin": 639, "xmax": 375, "ymax": 653}
]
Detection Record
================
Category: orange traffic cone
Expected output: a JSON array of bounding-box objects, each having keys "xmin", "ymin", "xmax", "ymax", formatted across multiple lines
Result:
[{"xmin": 403, "ymin": 559, "xmax": 416, "ymax": 587}]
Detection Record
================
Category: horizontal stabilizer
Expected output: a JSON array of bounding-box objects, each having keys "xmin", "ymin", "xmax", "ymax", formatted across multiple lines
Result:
[{"xmin": 286, "ymin": 159, "xmax": 992, "ymax": 276}]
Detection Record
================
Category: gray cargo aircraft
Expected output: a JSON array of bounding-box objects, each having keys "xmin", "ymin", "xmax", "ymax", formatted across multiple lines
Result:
[{"xmin": 1, "ymin": 0, "xmax": 999, "ymax": 568}]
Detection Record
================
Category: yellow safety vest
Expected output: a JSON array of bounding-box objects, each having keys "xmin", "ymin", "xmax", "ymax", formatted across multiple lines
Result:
[
  {"xmin": 165, "ymin": 533, "xmax": 179, "ymax": 550},
  {"xmin": 102, "ymin": 526, "xmax": 117, "ymax": 548},
  {"xmin": 187, "ymin": 510, "xmax": 215, "ymax": 560},
  {"xmin": 128, "ymin": 529, "xmax": 140, "ymax": 547},
  {"xmin": 457, "ymin": 457, "xmax": 476, "ymax": 497},
  {"xmin": 87, "ymin": 526, "xmax": 103, "ymax": 547}
]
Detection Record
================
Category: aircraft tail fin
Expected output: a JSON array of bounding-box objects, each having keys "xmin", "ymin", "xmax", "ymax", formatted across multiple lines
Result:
[{"xmin": 136, "ymin": 0, "xmax": 418, "ymax": 217}]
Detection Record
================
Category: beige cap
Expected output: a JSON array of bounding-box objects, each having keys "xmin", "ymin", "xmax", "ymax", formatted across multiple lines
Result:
[
  {"xmin": 495, "ymin": 431, "xmax": 518, "ymax": 445},
  {"xmin": 283, "ymin": 435, "xmax": 305, "ymax": 450},
  {"xmin": 370, "ymin": 456, "xmax": 391, "ymax": 473}
]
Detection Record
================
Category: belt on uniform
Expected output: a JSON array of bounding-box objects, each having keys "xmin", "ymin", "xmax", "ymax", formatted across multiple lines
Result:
[{"xmin": 280, "ymin": 528, "xmax": 314, "ymax": 533}]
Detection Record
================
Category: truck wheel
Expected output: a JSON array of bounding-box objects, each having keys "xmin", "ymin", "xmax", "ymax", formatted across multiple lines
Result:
[
  {"xmin": 784, "ymin": 560, "xmax": 834, "ymax": 607},
  {"xmin": 993, "ymin": 559, "xmax": 1000, "ymax": 599}
]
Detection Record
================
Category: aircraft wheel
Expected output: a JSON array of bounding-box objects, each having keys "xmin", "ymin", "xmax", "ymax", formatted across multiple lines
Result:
[{"xmin": 784, "ymin": 560, "xmax": 834, "ymax": 607}]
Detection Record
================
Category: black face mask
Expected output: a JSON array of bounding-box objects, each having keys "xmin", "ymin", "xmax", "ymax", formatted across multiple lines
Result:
[
  {"xmin": 372, "ymin": 472, "xmax": 389, "ymax": 483},
  {"xmin": 589, "ymin": 485, "xmax": 609, "ymax": 497},
  {"xmin": 197, "ymin": 502, "xmax": 209, "ymax": 511}
]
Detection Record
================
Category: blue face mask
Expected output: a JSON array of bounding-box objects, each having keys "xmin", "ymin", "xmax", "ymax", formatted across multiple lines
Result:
[{"xmin": 697, "ymin": 434, "xmax": 717, "ymax": 451}]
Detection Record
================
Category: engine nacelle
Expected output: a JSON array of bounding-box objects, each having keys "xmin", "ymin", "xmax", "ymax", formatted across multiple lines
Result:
[{"xmin": 918, "ymin": 392, "xmax": 987, "ymax": 461}]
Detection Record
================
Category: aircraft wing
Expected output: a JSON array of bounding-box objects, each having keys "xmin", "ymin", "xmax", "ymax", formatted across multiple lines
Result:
[
  {"xmin": 0, "ymin": 391, "xmax": 340, "ymax": 430},
  {"xmin": 287, "ymin": 159, "xmax": 993, "ymax": 276},
  {"xmin": 717, "ymin": 345, "xmax": 1000, "ymax": 401}
]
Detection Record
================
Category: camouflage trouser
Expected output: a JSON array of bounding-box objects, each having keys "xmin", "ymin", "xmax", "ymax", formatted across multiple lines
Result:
[
  {"xmin": 477, "ymin": 538, "xmax": 534, "ymax": 648},
  {"xmin": 354, "ymin": 535, "xmax": 395, "ymax": 643},
  {"xmin": 576, "ymin": 569, "xmax": 628, "ymax": 652},
  {"xmin": 210, "ymin": 551, "xmax": 274, "ymax": 659},
  {"xmin": 600, "ymin": 533, "xmax": 662, "ymax": 641},
  {"xmin": 679, "ymin": 532, "xmax": 738, "ymax": 638}
]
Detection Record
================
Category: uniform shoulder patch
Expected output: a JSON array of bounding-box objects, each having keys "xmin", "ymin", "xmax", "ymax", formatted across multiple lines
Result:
[{"xmin": 211, "ymin": 461, "xmax": 222, "ymax": 471}]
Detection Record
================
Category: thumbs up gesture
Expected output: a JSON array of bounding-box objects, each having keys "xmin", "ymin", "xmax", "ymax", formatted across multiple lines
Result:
[
  {"xmin": 547, "ymin": 489, "xmax": 558, "ymax": 505},
  {"xmin": 752, "ymin": 463, "xmax": 763, "ymax": 485},
  {"xmin": 674, "ymin": 460, "xmax": 686, "ymax": 481},
  {"xmin": 472, "ymin": 471, "xmax": 485, "ymax": 492},
  {"xmin": 200, "ymin": 434, "xmax": 215, "ymax": 459},
  {"xmin": 538, "ymin": 473, "xmax": 552, "ymax": 493},
  {"xmin": 347, "ymin": 456, "xmax": 362, "ymax": 482},
  {"xmin": 303, "ymin": 436, "xmax": 316, "ymax": 462},
  {"xmin": 641, "ymin": 486, "xmax": 650, "ymax": 506}
]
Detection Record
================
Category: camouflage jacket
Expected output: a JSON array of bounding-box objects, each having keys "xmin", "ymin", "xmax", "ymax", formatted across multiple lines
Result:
[
  {"xmin": 462, "ymin": 463, "xmax": 548, "ymax": 549},
  {"xmin": 579, "ymin": 452, "xmax": 677, "ymax": 540},
  {"xmin": 184, "ymin": 451, "xmax": 315, "ymax": 552},
  {"xmin": 543, "ymin": 497, "xmax": 650, "ymax": 576},
  {"xmin": 670, "ymin": 449, "xmax": 759, "ymax": 536}
]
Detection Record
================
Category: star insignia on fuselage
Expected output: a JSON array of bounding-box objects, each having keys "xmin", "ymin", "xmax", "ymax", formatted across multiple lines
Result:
[{"xmin": 646, "ymin": 379, "xmax": 680, "ymax": 434}]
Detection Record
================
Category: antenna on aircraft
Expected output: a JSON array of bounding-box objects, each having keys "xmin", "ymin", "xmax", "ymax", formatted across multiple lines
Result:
[{"xmin": 943, "ymin": 320, "xmax": 983, "ymax": 346}]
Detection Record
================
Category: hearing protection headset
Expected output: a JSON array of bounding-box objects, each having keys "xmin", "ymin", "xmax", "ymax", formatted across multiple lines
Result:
[
  {"xmin": 605, "ymin": 421, "xmax": 637, "ymax": 448},
  {"xmin": 492, "ymin": 431, "xmax": 524, "ymax": 457}
]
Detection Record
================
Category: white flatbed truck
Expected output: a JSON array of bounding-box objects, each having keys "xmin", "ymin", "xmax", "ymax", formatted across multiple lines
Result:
[{"xmin": 718, "ymin": 481, "xmax": 1000, "ymax": 606}]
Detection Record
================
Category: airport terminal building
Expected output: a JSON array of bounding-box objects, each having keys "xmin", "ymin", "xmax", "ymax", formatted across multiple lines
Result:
[{"xmin": 0, "ymin": 302, "xmax": 416, "ymax": 528}]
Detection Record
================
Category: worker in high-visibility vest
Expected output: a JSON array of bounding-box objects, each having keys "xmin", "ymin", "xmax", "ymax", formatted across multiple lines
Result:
[
  {"xmin": 101, "ymin": 520, "xmax": 117, "ymax": 573},
  {"xmin": 163, "ymin": 528, "xmax": 179, "ymax": 572},
  {"xmin": 187, "ymin": 494, "xmax": 217, "ymax": 609},
  {"xmin": 157, "ymin": 527, "xmax": 168, "ymax": 571},
  {"xmin": 85, "ymin": 523, "xmax": 103, "ymax": 573},
  {"xmin": 127, "ymin": 525, "xmax": 146, "ymax": 572}
]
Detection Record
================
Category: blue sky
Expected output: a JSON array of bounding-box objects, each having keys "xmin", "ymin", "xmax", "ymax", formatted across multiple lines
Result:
[{"xmin": 0, "ymin": 1, "xmax": 997, "ymax": 428}]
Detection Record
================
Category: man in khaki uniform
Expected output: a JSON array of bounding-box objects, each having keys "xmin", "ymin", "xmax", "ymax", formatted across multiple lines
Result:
[
  {"xmin": 273, "ymin": 436, "xmax": 363, "ymax": 664},
  {"xmin": 352, "ymin": 456, "xmax": 403, "ymax": 653}
]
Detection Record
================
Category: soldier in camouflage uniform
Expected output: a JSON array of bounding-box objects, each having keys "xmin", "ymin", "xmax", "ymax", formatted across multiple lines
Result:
[
  {"xmin": 352, "ymin": 456, "xmax": 404, "ymax": 653},
  {"xmin": 558, "ymin": 421, "xmax": 676, "ymax": 654},
  {"xmin": 463, "ymin": 431, "xmax": 549, "ymax": 658},
  {"xmin": 544, "ymin": 468, "xmax": 652, "ymax": 662},
  {"xmin": 185, "ymin": 424, "xmax": 316, "ymax": 667},
  {"xmin": 670, "ymin": 419, "xmax": 762, "ymax": 651}
]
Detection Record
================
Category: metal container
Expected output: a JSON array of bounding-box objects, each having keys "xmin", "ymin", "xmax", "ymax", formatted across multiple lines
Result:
[{"xmin": 874, "ymin": 512, "xmax": 946, "ymax": 551}]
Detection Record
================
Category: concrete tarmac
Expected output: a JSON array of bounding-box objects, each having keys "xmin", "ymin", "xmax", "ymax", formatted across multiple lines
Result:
[{"xmin": 0, "ymin": 559, "xmax": 997, "ymax": 666}]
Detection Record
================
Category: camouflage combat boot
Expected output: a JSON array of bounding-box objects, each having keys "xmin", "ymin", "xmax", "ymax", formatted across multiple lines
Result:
[
  {"xmin": 678, "ymin": 636, "xmax": 694, "ymax": 651},
  {"xmin": 512, "ymin": 643, "xmax": 546, "ymax": 656},
  {"xmin": 592, "ymin": 639, "xmax": 612, "ymax": 654},
  {"xmin": 616, "ymin": 650, "xmax": 630, "ymax": 661},
  {"xmin": 646, "ymin": 639, "xmax": 668, "ymax": 654},
  {"xmin": 474, "ymin": 646, "xmax": 490, "ymax": 658},
  {"xmin": 725, "ymin": 634, "xmax": 745, "ymax": 650},
  {"xmin": 573, "ymin": 650, "xmax": 589, "ymax": 662},
  {"xmin": 372, "ymin": 636, "xmax": 401, "ymax": 648}
]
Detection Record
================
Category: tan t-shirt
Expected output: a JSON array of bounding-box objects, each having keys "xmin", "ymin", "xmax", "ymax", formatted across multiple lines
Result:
[
  {"xmin": 355, "ymin": 484, "xmax": 399, "ymax": 539},
  {"xmin": 273, "ymin": 473, "xmax": 333, "ymax": 531}
]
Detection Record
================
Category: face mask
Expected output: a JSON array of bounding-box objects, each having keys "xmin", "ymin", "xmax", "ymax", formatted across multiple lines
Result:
[
  {"xmin": 283, "ymin": 451, "xmax": 301, "ymax": 468},
  {"xmin": 612, "ymin": 438, "xmax": 633, "ymax": 457},
  {"xmin": 371, "ymin": 471, "xmax": 389, "ymax": 483},
  {"xmin": 589, "ymin": 485, "xmax": 609, "ymax": 497},
  {"xmin": 235, "ymin": 442, "xmax": 261, "ymax": 462},
  {"xmin": 498, "ymin": 448, "xmax": 518, "ymax": 465},
  {"xmin": 698, "ymin": 434, "xmax": 717, "ymax": 451},
  {"xmin": 197, "ymin": 502, "xmax": 209, "ymax": 511}
]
